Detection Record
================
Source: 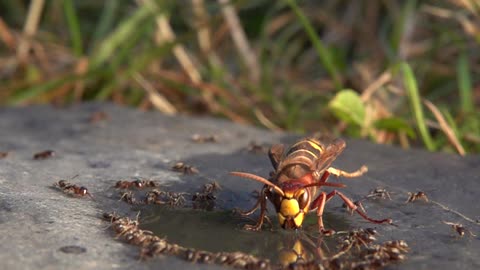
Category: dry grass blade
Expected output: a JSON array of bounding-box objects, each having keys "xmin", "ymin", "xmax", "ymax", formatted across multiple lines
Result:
[
  {"xmin": 139, "ymin": 0, "xmax": 202, "ymax": 84},
  {"xmin": 253, "ymin": 108, "xmax": 282, "ymax": 131},
  {"xmin": 191, "ymin": 0, "xmax": 225, "ymax": 79},
  {"xmin": 453, "ymin": 0, "xmax": 479, "ymax": 13},
  {"xmin": 133, "ymin": 73, "xmax": 177, "ymax": 115},
  {"xmin": 218, "ymin": 0, "xmax": 260, "ymax": 82},
  {"xmin": 0, "ymin": 18, "xmax": 16, "ymax": 49},
  {"xmin": 361, "ymin": 71, "xmax": 392, "ymax": 102},
  {"xmin": 156, "ymin": 14, "xmax": 202, "ymax": 84},
  {"xmin": 17, "ymin": 0, "xmax": 45, "ymax": 62},
  {"xmin": 422, "ymin": 5, "xmax": 480, "ymax": 37},
  {"xmin": 192, "ymin": 0, "xmax": 211, "ymax": 53},
  {"xmin": 73, "ymin": 57, "xmax": 89, "ymax": 101},
  {"xmin": 423, "ymin": 99, "xmax": 466, "ymax": 156},
  {"xmin": 155, "ymin": 69, "xmax": 250, "ymax": 124}
]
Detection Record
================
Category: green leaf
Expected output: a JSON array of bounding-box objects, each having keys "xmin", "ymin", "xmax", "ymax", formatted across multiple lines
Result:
[
  {"xmin": 328, "ymin": 89, "xmax": 365, "ymax": 126},
  {"xmin": 374, "ymin": 117, "xmax": 416, "ymax": 138}
]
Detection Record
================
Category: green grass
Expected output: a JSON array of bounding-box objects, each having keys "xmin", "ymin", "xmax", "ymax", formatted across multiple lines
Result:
[
  {"xmin": 0, "ymin": 0, "xmax": 479, "ymax": 154},
  {"xmin": 401, "ymin": 63, "xmax": 436, "ymax": 151}
]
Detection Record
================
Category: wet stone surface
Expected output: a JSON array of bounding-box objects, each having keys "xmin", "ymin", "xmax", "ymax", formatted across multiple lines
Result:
[{"xmin": 0, "ymin": 103, "xmax": 479, "ymax": 270}]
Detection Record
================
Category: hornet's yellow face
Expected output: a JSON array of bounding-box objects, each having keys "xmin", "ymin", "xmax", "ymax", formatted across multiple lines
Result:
[{"xmin": 274, "ymin": 189, "xmax": 310, "ymax": 229}]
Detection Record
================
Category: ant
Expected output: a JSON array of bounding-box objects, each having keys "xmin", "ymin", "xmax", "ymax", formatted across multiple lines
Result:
[
  {"xmin": 443, "ymin": 221, "xmax": 476, "ymax": 237},
  {"xmin": 144, "ymin": 189, "xmax": 164, "ymax": 204},
  {"xmin": 406, "ymin": 191, "xmax": 429, "ymax": 203},
  {"xmin": 0, "ymin": 151, "xmax": 8, "ymax": 159},
  {"xmin": 89, "ymin": 111, "xmax": 109, "ymax": 123},
  {"xmin": 161, "ymin": 191, "xmax": 188, "ymax": 207},
  {"xmin": 119, "ymin": 191, "xmax": 137, "ymax": 204},
  {"xmin": 191, "ymin": 134, "xmax": 218, "ymax": 143},
  {"xmin": 366, "ymin": 188, "xmax": 392, "ymax": 200},
  {"xmin": 246, "ymin": 141, "xmax": 269, "ymax": 154},
  {"xmin": 172, "ymin": 162, "xmax": 199, "ymax": 175},
  {"xmin": 192, "ymin": 182, "xmax": 221, "ymax": 210},
  {"xmin": 115, "ymin": 179, "xmax": 157, "ymax": 189},
  {"xmin": 33, "ymin": 150, "xmax": 55, "ymax": 160},
  {"xmin": 54, "ymin": 178, "xmax": 92, "ymax": 198}
]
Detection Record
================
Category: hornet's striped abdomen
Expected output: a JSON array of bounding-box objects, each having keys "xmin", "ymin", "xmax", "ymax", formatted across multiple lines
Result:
[{"xmin": 277, "ymin": 138, "xmax": 325, "ymax": 181}]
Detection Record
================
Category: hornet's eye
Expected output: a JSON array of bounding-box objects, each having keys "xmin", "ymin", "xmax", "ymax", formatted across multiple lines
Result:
[{"xmin": 297, "ymin": 190, "xmax": 309, "ymax": 210}]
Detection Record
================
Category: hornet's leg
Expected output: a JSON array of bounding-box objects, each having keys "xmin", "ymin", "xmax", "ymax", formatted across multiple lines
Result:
[
  {"xmin": 326, "ymin": 190, "xmax": 392, "ymax": 224},
  {"xmin": 310, "ymin": 191, "xmax": 335, "ymax": 235},
  {"xmin": 236, "ymin": 186, "xmax": 270, "ymax": 231},
  {"xmin": 327, "ymin": 165, "xmax": 368, "ymax": 178},
  {"xmin": 235, "ymin": 190, "xmax": 263, "ymax": 216}
]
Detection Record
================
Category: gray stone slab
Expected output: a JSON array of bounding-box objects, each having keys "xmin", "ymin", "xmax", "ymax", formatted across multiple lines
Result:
[{"xmin": 0, "ymin": 103, "xmax": 479, "ymax": 270}]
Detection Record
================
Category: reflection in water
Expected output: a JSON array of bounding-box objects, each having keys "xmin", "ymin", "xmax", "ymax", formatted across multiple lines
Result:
[{"xmin": 140, "ymin": 206, "xmax": 350, "ymax": 266}]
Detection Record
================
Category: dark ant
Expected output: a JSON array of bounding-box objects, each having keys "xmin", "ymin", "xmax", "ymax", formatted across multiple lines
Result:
[
  {"xmin": 406, "ymin": 191, "xmax": 429, "ymax": 203},
  {"xmin": 366, "ymin": 188, "xmax": 392, "ymax": 200},
  {"xmin": 115, "ymin": 179, "xmax": 157, "ymax": 189},
  {"xmin": 443, "ymin": 221, "xmax": 476, "ymax": 237},
  {"xmin": 103, "ymin": 212, "xmax": 120, "ymax": 222},
  {"xmin": 161, "ymin": 192, "xmax": 187, "ymax": 207},
  {"xmin": 119, "ymin": 191, "xmax": 137, "ymax": 204},
  {"xmin": 144, "ymin": 189, "xmax": 164, "ymax": 205},
  {"xmin": 89, "ymin": 111, "xmax": 109, "ymax": 123},
  {"xmin": 54, "ymin": 179, "xmax": 92, "ymax": 198},
  {"xmin": 143, "ymin": 189, "xmax": 187, "ymax": 207},
  {"xmin": 191, "ymin": 134, "xmax": 218, "ymax": 143},
  {"xmin": 172, "ymin": 162, "xmax": 199, "ymax": 175},
  {"xmin": 338, "ymin": 228, "xmax": 378, "ymax": 251},
  {"xmin": 192, "ymin": 181, "xmax": 221, "ymax": 201},
  {"xmin": 202, "ymin": 181, "xmax": 221, "ymax": 194},
  {"xmin": 33, "ymin": 150, "xmax": 55, "ymax": 160},
  {"xmin": 357, "ymin": 241, "xmax": 408, "ymax": 267},
  {"xmin": 246, "ymin": 141, "xmax": 269, "ymax": 154},
  {"xmin": 344, "ymin": 187, "xmax": 392, "ymax": 211},
  {"xmin": 0, "ymin": 151, "xmax": 8, "ymax": 159},
  {"xmin": 192, "ymin": 182, "xmax": 221, "ymax": 210}
]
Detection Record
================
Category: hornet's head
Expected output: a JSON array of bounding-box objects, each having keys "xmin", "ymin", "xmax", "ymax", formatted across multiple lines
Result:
[
  {"xmin": 272, "ymin": 186, "xmax": 310, "ymax": 229},
  {"xmin": 230, "ymin": 171, "xmax": 346, "ymax": 230}
]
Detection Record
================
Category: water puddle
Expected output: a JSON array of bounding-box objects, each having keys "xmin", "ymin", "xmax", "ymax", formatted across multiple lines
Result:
[{"xmin": 139, "ymin": 206, "xmax": 352, "ymax": 266}]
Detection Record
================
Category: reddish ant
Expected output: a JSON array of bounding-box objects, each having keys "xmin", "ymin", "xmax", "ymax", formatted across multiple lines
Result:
[
  {"xmin": 54, "ymin": 178, "xmax": 93, "ymax": 198},
  {"xmin": 89, "ymin": 111, "xmax": 109, "ymax": 123},
  {"xmin": 0, "ymin": 151, "xmax": 8, "ymax": 159},
  {"xmin": 443, "ymin": 221, "xmax": 476, "ymax": 237},
  {"xmin": 246, "ymin": 141, "xmax": 270, "ymax": 154},
  {"xmin": 172, "ymin": 162, "xmax": 199, "ymax": 175},
  {"xmin": 191, "ymin": 134, "xmax": 218, "ymax": 143},
  {"xmin": 33, "ymin": 150, "xmax": 55, "ymax": 160},
  {"xmin": 115, "ymin": 179, "xmax": 157, "ymax": 189},
  {"xmin": 406, "ymin": 191, "xmax": 428, "ymax": 203}
]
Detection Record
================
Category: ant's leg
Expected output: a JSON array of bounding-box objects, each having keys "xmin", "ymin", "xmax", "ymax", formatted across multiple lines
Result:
[
  {"xmin": 328, "ymin": 190, "xmax": 392, "ymax": 224},
  {"xmin": 327, "ymin": 166, "xmax": 368, "ymax": 178}
]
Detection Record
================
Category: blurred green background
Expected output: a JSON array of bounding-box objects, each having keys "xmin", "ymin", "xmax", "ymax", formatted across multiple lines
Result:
[{"xmin": 0, "ymin": 0, "xmax": 479, "ymax": 154}]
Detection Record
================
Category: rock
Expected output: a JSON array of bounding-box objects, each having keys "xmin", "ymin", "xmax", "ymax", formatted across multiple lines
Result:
[{"xmin": 0, "ymin": 103, "xmax": 478, "ymax": 270}]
